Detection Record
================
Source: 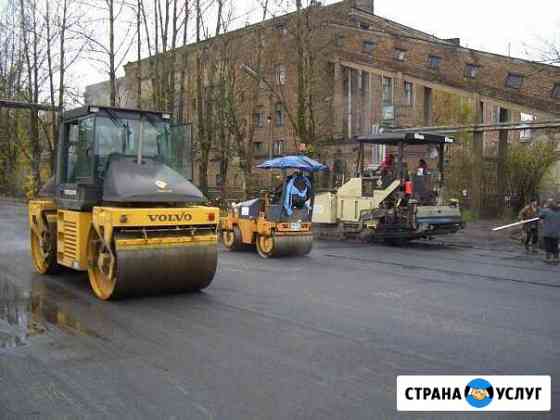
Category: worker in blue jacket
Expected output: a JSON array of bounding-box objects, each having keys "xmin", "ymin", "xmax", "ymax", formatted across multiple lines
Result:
[
  {"xmin": 283, "ymin": 172, "xmax": 312, "ymax": 216},
  {"xmin": 539, "ymin": 199, "xmax": 560, "ymax": 264}
]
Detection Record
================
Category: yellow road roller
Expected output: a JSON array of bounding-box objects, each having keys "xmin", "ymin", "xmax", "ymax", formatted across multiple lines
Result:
[
  {"xmin": 221, "ymin": 155, "xmax": 327, "ymax": 258},
  {"xmin": 28, "ymin": 105, "xmax": 218, "ymax": 300}
]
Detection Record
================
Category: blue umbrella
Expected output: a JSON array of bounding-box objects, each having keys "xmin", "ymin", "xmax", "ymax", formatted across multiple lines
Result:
[{"xmin": 256, "ymin": 155, "xmax": 328, "ymax": 172}]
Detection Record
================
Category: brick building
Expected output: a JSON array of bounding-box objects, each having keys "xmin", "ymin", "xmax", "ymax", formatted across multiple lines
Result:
[
  {"xmin": 85, "ymin": 78, "xmax": 134, "ymax": 109},
  {"xmin": 87, "ymin": 0, "xmax": 560, "ymax": 209}
]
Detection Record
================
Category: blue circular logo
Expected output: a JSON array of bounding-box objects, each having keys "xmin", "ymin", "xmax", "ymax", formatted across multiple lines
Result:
[{"xmin": 465, "ymin": 378, "xmax": 494, "ymax": 408}]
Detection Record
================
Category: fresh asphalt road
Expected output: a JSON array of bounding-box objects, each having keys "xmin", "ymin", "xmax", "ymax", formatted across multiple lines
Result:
[{"xmin": 0, "ymin": 202, "xmax": 558, "ymax": 420}]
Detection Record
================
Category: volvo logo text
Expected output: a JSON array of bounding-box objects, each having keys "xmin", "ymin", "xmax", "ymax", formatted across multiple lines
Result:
[{"xmin": 148, "ymin": 213, "xmax": 193, "ymax": 223}]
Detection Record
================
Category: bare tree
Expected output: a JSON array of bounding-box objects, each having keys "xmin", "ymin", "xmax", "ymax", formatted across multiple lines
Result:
[
  {"xmin": 136, "ymin": 0, "xmax": 142, "ymax": 108},
  {"xmin": 213, "ymin": 1, "xmax": 234, "ymax": 199},
  {"xmin": 44, "ymin": 0, "xmax": 76, "ymax": 173},
  {"xmin": 540, "ymin": 37, "xmax": 560, "ymax": 65},
  {"xmin": 82, "ymin": 0, "xmax": 135, "ymax": 107},
  {"xmin": 108, "ymin": 0, "xmax": 116, "ymax": 105},
  {"xmin": 0, "ymin": 0, "xmax": 25, "ymax": 195},
  {"xmin": 0, "ymin": 0, "xmax": 84, "ymax": 195},
  {"xmin": 134, "ymin": 0, "xmax": 189, "ymax": 115},
  {"xmin": 177, "ymin": 0, "xmax": 190, "ymax": 123},
  {"xmin": 245, "ymin": 0, "xmax": 332, "ymax": 153},
  {"xmin": 194, "ymin": 0, "xmax": 210, "ymax": 194},
  {"xmin": 221, "ymin": 6, "xmax": 269, "ymax": 198},
  {"xmin": 19, "ymin": 0, "xmax": 43, "ymax": 194},
  {"xmin": 527, "ymin": 31, "xmax": 560, "ymax": 66}
]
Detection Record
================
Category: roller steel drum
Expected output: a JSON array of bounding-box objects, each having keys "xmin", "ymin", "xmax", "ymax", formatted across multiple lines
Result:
[
  {"xmin": 88, "ymin": 232, "xmax": 217, "ymax": 300},
  {"xmin": 256, "ymin": 234, "xmax": 313, "ymax": 258}
]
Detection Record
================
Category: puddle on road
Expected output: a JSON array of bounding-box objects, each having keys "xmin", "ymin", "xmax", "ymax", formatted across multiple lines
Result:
[{"xmin": 1, "ymin": 274, "xmax": 102, "ymax": 350}]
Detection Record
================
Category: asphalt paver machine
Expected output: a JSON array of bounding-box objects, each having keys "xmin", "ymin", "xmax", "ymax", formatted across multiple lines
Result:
[
  {"xmin": 221, "ymin": 155, "xmax": 327, "ymax": 258},
  {"xmin": 312, "ymin": 132, "xmax": 464, "ymax": 243},
  {"xmin": 29, "ymin": 105, "xmax": 219, "ymax": 300}
]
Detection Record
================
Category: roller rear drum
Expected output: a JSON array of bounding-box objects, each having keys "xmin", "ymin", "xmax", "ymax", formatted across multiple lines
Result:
[{"xmin": 256, "ymin": 233, "xmax": 313, "ymax": 258}]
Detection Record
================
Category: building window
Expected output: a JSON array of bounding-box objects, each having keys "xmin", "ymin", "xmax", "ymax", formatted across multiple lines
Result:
[
  {"xmin": 382, "ymin": 77, "xmax": 393, "ymax": 105},
  {"xmin": 335, "ymin": 33, "xmax": 344, "ymax": 48},
  {"xmin": 428, "ymin": 55, "xmax": 442, "ymax": 70},
  {"xmin": 505, "ymin": 73, "xmax": 523, "ymax": 89},
  {"xmin": 465, "ymin": 64, "xmax": 479, "ymax": 79},
  {"xmin": 382, "ymin": 77, "xmax": 394, "ymax": 121},
  {"xmin": 362, "ymin": 40, "xmax": 376, "ymax": 55},
  {"xmin": 372, "ymin": 144, "xmax": 386, "ymax": 165},
  {"xmin": 394, "ymin": 48, "xmax": 406, "ymax": 62},
  {"xmin": 403, "ymin": 81, "xmax": 414, "ymax": 106},
  {"xmin": 359, "ymin": 22, "xmax": 370, "ymax": 30},
  {"xmin": 255, "ymin": 111, "xmax": 265, "ymax": 128},
  {"xmin": 275, "ymin": 103, "xmax": 285, "ymax": 127},
  {"xmin": 254, "ymin": 142, "xmax": 264, "ymax": 154},
  {"xmin": 275, "ymin": 22, "xmax": 288, "ymax": 36},
  {"xmin": 552, "ymin": 83, "xmax": 560, "ymax": 98},
  {"xmin": 520, "ymin": 113, "xmax": 535, "ymax": 142},
  {"xmin": 273, "ymin": 140, "xmax": 285, "ymax": 156},
  {"xmin": 275, "ymin": 64, "xmax": 287, "ymax": 85}
]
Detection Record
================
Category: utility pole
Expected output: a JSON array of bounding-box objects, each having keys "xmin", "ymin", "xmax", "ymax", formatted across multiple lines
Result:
[
  {"xmin": 471, "ymin": 96, "xmax": 483, "ymax": 218},
  {"xmin": 267, "ymin": 114, "xmax": 273, "ymax": 189}
]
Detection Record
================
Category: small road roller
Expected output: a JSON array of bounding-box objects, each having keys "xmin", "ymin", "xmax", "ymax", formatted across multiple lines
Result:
[
  {"xmin": 28, "ymin": 105, "xmax": 219, "ymax": 300},
  {"xmin": 221, "ymin": 156, "xmax": 327, "ymax": 258}
]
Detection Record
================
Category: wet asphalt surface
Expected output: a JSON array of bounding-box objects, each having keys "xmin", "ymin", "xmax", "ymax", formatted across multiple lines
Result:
[{"xmin": 0, "ymin": 202, "xmax": 559, "ymax": 419}]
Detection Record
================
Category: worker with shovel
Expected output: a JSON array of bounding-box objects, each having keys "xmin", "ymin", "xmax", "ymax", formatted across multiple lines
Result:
[
  {"xmin": 539, "ymin": 199, "xmax": 560, "ymax": 264},
  {"xmin": 519, "ymin": 198, "xmax": 539, "ymax": 254}
]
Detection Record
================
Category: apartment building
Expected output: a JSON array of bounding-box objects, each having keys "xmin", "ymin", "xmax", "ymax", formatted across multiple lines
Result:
[{"xmin": 87, "ymin": 0, "xmax": 560, "ymax": 205}]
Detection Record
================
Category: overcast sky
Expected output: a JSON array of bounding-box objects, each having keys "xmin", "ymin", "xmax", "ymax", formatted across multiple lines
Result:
[{"xmin": 374, "ymin": 0, "xmax": 559, "ymax": 58}]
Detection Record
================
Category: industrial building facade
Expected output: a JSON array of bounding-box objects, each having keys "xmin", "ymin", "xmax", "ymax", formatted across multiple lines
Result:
[{"xmin": 86, "ymin": 0, "xmax": 560, "ymax": 211}]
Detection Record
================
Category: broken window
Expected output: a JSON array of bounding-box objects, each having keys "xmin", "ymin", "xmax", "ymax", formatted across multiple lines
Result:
[
  {"xmin": 275, "ymin": 103, "xmax": 285, "ymax": 127},
  {"xmin": 552, "ymin": 83, "xmax": 560, "ymax": 98},
  {"xmin": 362, "ymin": 40, "xmax": 376, "ymax": 55},
  {"xmin": 520, "ymin": 113, "xmax": 535, "ymax": 141},
  {"xmin": 505, "ymin": 73, "xmax": 523, "ymax": 89},
  {"xmin": 465, "ymin": 64, "xmax": 479, "ymax": 79},
  {"xmin": 394, "ymin": 49, "xmax": 406, "ymax": 62},
  {"xmin": 428, "ymin": 55, "xmax": 442, "ymax": 70},
  {"xmin": 275, "ymin": 65, "xmax": 287, "ymax": 85},
  {"xmin": 403, "ymin": 81, "xmax": 414, "ymax": 106}
]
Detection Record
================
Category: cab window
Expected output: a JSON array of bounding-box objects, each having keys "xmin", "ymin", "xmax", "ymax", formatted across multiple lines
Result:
[{"xmin": 64, "ymin": 117, "xmax": 94, "ymax": 183}]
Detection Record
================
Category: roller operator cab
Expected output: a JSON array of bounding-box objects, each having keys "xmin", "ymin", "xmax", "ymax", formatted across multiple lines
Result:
[
  {"xmin": 220, "ymin": 155, "xmax": 328, "ymax": 258},
  {"xmin": 29, "ymin": 105, "xmax": 219, "ymax": 300},
  {"xmin": 312, "ymin": 132, "xmax": 465, "ymax": 243}
]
